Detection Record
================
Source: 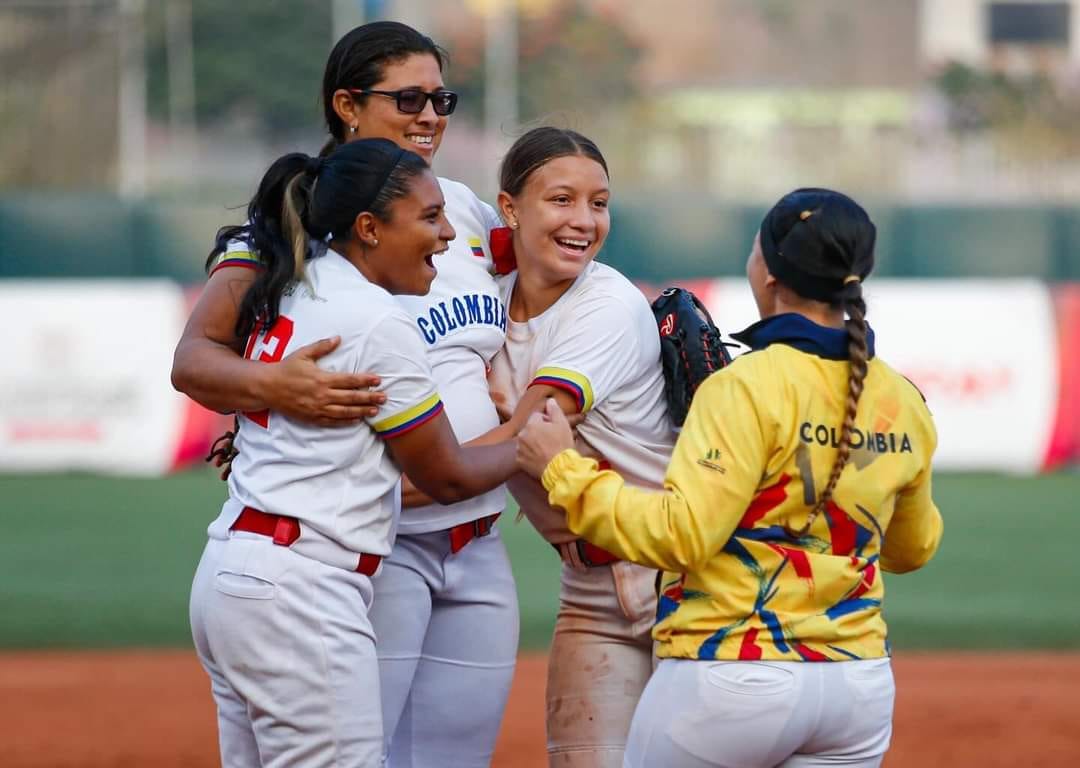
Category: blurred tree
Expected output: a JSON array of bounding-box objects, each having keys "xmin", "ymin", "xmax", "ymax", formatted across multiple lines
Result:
[
  {"xmin": 934, "ymin": 61, "xmax": 1080, "ymax": 159},
  {"xmin": 147, "ymin": 0, "xmax": 331, "ymax": 139},
  {"xmin": 516, "ymin": 1, "xmax": 641, "ymax": 120},
  {"xmin": 448, "ymin": 0, "xmax": 643, "ymax": 123}
]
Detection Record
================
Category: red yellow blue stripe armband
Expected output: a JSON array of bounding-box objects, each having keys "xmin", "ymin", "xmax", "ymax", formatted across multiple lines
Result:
[
  {"xmin": 372, "ymin": 393, "xmax": 444, "ymax": 438},
  {"xmin": 530, "ymin": 367, "xmax": 594, "ymax": 412},
  {"xmin": 209, "ymin": 250, "xmax": 263, "ymax": 276}
]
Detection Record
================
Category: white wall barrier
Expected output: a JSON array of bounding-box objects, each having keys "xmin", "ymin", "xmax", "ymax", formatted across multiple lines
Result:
[
  {"xmin": 0, "ymin": 280, "xmax": 196, "ymax": 475},
  {"xmin": 687, "ymin": 278, "xmax": 1060, "ymax": 474},
  {"xmin": 0, "ymin": 278, "xmax": 1070, "ymax": 475}
]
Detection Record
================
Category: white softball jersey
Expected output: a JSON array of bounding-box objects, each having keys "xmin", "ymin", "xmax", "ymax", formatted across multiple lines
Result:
[
  {"xmin": 207, "ymin": 250, "xmax": 444, "ymax": 571},
  {"xmin": 488, "ymin": 260, "xmax": 675, "ymax": 544},
  {"xmin": 392, "ymin": 178, "xmax": 509, "ymax": 535}
]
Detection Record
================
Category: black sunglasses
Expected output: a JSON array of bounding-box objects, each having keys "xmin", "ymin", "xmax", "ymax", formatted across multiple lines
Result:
[{"xmin": 348, "ymin": 88, "xmax": 458, "ymax": 116}]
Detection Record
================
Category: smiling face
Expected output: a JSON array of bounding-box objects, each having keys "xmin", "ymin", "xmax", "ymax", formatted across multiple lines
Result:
[
  {"xmin": 334, "ymin": 53, "xmax": 447, "ymax": 163},
  {"xmin": 500, "ymin": 154, "xmax": 610, "ymax": 285},
  {"xmin": 360, "ymin": 169, "xmax": 455, "ymax": 295}
]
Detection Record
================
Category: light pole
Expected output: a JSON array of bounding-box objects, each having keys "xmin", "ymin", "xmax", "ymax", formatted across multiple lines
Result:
[
  {"xmin": 481, "ymin": 0, "xmax": 519, "ymax": 195},
  {"xmin": 165, "ymin": 0, "xmax": 196, "ymax": 183},
  {"xmin": 117, "ymin": 0, "xmax": 147, "ymax": 198}
]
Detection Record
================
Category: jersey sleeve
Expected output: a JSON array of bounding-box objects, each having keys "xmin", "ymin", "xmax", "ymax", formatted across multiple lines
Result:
[
  {"xmin": 362, "ymin": 312, "xmax": 444, "ymax": 439},
  {"xmin": 529, "ymin": 292, "xmax": 646, "ymax": 412},
  {"xmin": 542, "ymin": 364, "xmax": 772, "ymax": 571},
  {"xmin": 209, "ymin": 239, "xmax": 263, "ymax": 277}
]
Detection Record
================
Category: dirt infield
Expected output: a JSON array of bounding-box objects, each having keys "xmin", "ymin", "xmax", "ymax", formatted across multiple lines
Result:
[{"xmin": 1, "ymin": 650, "xmax": 1076, "ymax": 767}]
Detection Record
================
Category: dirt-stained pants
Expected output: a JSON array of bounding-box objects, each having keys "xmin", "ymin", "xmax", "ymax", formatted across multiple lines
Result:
[{"xmin": 546, "ymin": 559, "xmax": 657, "ymax": 768}]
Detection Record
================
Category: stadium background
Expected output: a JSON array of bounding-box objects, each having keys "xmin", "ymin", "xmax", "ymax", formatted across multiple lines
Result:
[{"xmin": 2, "ymin": 1, "xmax": 1078, "ymax": 766}]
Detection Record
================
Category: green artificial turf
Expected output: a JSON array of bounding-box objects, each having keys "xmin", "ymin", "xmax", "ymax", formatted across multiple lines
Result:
[{"xmin": 0, "ymin": 469, "xmax": 1076, "ymax": 650}]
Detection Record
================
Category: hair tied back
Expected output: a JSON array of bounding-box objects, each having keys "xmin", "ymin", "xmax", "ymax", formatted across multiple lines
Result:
[{"xmin": 305, "ymin": 156, "xmax": 325, "ymax": 176}]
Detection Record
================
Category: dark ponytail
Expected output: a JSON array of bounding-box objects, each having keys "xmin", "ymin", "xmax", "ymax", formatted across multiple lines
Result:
[
  {"xmin": 207, "ymin": 138, "xmax": 430, "ymax": 339},
  {"xmin": 758, "ymin": 188, "xmax": 876, "ymax": 536}
]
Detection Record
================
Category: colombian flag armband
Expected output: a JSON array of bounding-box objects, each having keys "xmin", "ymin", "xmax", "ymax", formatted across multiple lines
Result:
[
  {"xmin": 371, "ymin": 393, "xmax": 444, "ymax": 438},
  {"xmin": 530, "ymin": 367, "xmax": 594, "ymax": 413},
  {"xmin": 209, "ymin": 250, "xmax": 263, "ymax": 277}
]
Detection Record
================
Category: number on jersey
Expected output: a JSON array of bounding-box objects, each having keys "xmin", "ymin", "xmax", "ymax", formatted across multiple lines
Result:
[{"xmin": 242, "ymin": 315, "xmax": 295, "ymax": 428}]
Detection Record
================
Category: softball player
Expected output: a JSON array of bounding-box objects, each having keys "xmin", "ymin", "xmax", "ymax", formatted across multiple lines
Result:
[
  {"xmin": 517, "ymin": 188, "xmax": 943, "ymax": 768},
  {"xmin": 486, "ymin": 127, "xmax": 676, "ymax": 768},
  {"xmin": 189, "ymin": 138, "xmax": 520, "ymax": 768},
  {"xmin": 172, "ymin": 23, "xmax": 520, "ymax": 767}
]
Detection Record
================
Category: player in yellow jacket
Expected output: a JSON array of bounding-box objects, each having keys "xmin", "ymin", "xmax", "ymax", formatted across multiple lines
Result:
[{"xmin": 517, "ymin": 188, "xmax": 942, "ymax": 768}]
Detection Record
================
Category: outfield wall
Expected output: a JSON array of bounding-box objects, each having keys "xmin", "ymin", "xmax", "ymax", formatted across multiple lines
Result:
[{"xmin": 2, "ymin": 279, "xmax": 1078, "ymax": 475}]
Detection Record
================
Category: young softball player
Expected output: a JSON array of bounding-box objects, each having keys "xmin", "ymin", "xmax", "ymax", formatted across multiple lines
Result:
[
  {"xmin": 172, "ymin": 23, "xmax": 521, "ymax": 767},
  {"xmin": 517, "ymin": 188, "xmax": 943, "ymax": 768},
  {"xmin": 188, "ymin": 138, "xmax": 520, "ymax": 767},
  {"xmin": 485, "ymin": 127, "xmax": 676, "ymax": 768}
]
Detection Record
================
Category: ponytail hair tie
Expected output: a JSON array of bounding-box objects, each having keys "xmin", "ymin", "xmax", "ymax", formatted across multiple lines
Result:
[{"xmin": 843, "ymin": 275, "xmax": 861, "ymax": 285}]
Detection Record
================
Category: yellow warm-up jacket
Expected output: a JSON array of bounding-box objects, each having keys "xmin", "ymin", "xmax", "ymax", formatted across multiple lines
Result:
[{"xmin": 542, "ymin": 313, "xmax": 942, "ymax": 662}]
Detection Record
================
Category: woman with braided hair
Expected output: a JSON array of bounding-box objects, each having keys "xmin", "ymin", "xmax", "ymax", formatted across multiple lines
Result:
[{"xmin": 516, "ymin": 187, "xmax": 942, "ymax": 767}]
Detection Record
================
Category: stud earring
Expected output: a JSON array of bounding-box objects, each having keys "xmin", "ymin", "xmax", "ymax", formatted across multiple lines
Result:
[
  {"xmin": 349, "ymin": 124, "xmax": 358, "ymax": 134},
  {"xmin": 372, "ymin": 238, "xmax": 379, "ymax": 247},
  {"xmin": 510, "ymin": 219, "xmax": 518, "ymax": 229}
]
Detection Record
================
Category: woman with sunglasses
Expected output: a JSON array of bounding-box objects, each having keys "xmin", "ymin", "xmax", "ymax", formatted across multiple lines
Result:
[
  {"xmin": 173, "ymin": 22, "xmax": 519, "ymax": 768},
  {"xmin": 516, "ymin": 189, "xmax": 943, "ymax": 768}
]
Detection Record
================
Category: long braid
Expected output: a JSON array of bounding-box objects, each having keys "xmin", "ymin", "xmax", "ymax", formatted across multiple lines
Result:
[{"xmin": 796, "ymin": 290, "xmax": 869, "ymax": 536}]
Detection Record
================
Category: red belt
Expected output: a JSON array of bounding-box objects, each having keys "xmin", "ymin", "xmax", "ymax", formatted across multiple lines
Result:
[
  {"xmin": 231, "ymin": 507, "xmax": 382, "ymax": 576},
  {"xmin": 555, "ymin": 539, "xmax": 621, "ymax": 567},
  {"xmin": 448, "ymin": 513, "xmax": 500, "ymax": 554}
]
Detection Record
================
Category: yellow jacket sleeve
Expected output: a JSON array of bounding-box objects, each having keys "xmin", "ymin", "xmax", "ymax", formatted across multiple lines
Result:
[
  {"xmin": 880, "ymin": 464, "xmax": 943, "ymax": 573},
  {"xmin": 542, "ymin": 368, "xmax": 771, "ymax": 572},
  {"xmin": 880, "ymin": 405, "xmax": 942, "ymax": 573}
]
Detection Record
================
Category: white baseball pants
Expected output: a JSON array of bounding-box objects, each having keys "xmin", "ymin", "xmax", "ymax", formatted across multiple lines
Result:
[
  {"xmin": 190, "ymin": 534, "xmax": 383, "ymax": 768},
  {"xmin": 370, "ymin": 525, "xmax": 519, "ymax": 768},
  {"xmin": 623, "ymin": 657, "xmax": 895, "ymax": 768}
]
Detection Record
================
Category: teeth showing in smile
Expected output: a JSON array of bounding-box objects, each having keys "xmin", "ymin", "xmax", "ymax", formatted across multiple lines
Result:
[
  {"xmin": 556, "ymin": 238, "xmax": 590, "ymax": 251},
  {"xmin": 408, "ymin": 135, "xmax": 433, "ymax": 146}
]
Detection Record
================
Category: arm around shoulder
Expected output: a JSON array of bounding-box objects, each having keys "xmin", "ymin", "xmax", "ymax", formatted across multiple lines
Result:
[
  {"xmin": 171, "ymin": 267, "xmax": 268, "ymax": 412},
  {"xmin": 171, "ymin": 267, "xmax": 384, "ymax": 424}
]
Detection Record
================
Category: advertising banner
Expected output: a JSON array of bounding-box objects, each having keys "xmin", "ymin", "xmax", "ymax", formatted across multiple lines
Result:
[
  {"xmin": 680, "ymin": 278, "xmax": 1061, "ymax": 473},
  {"xmin": 2, "ymin": 278, "xmax": 1073, "ymax": 476},
  {"xmin": 0, "ymin": 281, "xmax": 201, "ymax": 475}
]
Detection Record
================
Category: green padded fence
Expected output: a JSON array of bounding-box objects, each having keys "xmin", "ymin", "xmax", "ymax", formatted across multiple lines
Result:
[{"xmin": 2, "ymin": 195, "xmax": 1079, "ymax": 282}]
